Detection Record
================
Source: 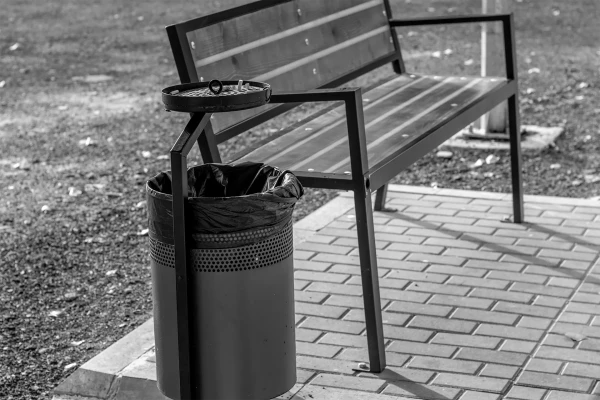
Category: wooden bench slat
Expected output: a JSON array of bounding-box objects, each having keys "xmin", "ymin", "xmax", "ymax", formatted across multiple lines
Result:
[
  {"xmin": 210, "ymin": 28, "xmax": 394, "ymax": 132},
  {"xmin": 189, "ymin": 0, "xmax": 381, "ymax": 61},
  {"xmin": 181, "ymin": 0, "xmax": 393, "ymax": 133},
  {"xmin": 235, "ymin": 74, "xmax": 452, "ymax": 167},
  {"xmin": 192, "ymin": 1, "xmax": 387, "ymax": 71},
  {"xmin": 235, "ymin": 75, "xmax": 506, "ymax": 174},
  {"xmin": 233, "ymin": 74, "xmax": 436, "ymax": 166},
  {"xmin": 324, "ymin": 78, "xmax": 503, "ymax": 173}
]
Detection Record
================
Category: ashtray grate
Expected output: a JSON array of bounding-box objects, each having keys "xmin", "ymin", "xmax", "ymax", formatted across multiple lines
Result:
[{"xmin": 162, "ymin": 79, "xmax": 271, "ymax": 113}]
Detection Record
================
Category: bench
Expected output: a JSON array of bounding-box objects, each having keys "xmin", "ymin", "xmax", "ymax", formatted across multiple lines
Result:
[{"xmin": 166, "ymin": 0, "xmax": 523, "ymax": 374}]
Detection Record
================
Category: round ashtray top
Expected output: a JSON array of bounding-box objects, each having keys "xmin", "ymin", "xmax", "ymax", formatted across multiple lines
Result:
[{"xmin": 162, "ymin": 80, "xmax": 271, "ymax": 113}]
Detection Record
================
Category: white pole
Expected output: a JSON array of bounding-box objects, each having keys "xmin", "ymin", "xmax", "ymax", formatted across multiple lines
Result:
[
  {"xmin": 480, "ymin": 0, "xmax": 489, "ymax": 133},
  {"xmin": 481, "ymin": 0, "xmax": 511, "ymax": 135}
]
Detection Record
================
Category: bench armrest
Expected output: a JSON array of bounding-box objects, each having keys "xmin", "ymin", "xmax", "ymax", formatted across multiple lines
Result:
[
  {"xmin": 271, "ymin": 87, "xmax": 372, "ymax": 180},
  {"xmin": 269, "ymin": 87, "xmax": 361, "ymax": 104},
  {"xmin": 389, "ymin": 13, "xmax": 511, "ymax": 27},
  {"xmin": 390, "ymin": 13, "xmax": 517, "ymax": 81}
]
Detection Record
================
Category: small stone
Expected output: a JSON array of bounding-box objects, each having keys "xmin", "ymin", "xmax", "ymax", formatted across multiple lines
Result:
[
  {"xmin": 431, "ymin": 51, "xmax": 442, "ymax": 58},
  {"xmin": 578, "ymin": 82, "xmax": 590, "ymax": 89},
  {"xmin": 469, "ymin": 159, "xmax": 484, "ymax": 169},
  {"xmin": 584, "ymin": 174, "xmax": 600, "ymax": 184},
  {"xmin": 464, "ymin": 59, "xmax": 474, "ymax": 66},
  {"xmin": 64, "ymin": 363, "xmax": 77, "ymax": 371},
  {"xmin": 41, "ymin": 205, "xmax": 50, "ymax": 213},
  {"xmin": 485, "ymin": 154, "xmax": 500, "ymax": 164},
  {"xmin": 58, "ymin": 105, "xmax": 69, "ymax": 111},
  {"xmin": 78, "ymin": 137, "xmax": 96, "ymax": 147},
  {"xmin": 9, "ymin": 43, "xmax": 20, "ymax": 51},
  {"xmin": 527, "ymin": 68, "xmax": 541, "ymax": 74},
  {"xmin": 436, "ymin": 150, "xmax": 453, "ymax": 159},
  {"xmin": 141, "ymin": 151, "xmax": 152, "ymax": 158},
  {"xmin": 68, "ymin": 187, "xmax": 82, "ymax": 197},
  {"xmin": 63, "ymin": 292, "xmax": 78, "ymax": 302},
  {"xmin": 135, "ymin": 201, "xmax": 146, "ymax": 209},
  {"xmin": 105, "ymin": 270, "xmax": 117, "ymax": 277},
  {"xmin": 48, "ymin": 310, "xmax": 63, "ymax": 318},
  {"xmin": 12, "ymin": 160, "xmax": 31, "ymax": 170},
  {"xmin": 571, "ymin": 180, "xmax": 583, "ymax": 187},
  {"xmin": 358, "ymin": 362, "xmax": 369, "ymax": 370},
  {"xmin": 550, "ymin": 163, "xmax": 561, "ymax": 170}
]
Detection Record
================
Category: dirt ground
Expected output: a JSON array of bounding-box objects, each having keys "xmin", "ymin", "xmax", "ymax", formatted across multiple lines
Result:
[{"xmin": 1, "ymin": 0, "xmax": 599, "ymax": 398}]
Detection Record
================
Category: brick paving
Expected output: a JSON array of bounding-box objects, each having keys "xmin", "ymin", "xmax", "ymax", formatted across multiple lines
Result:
[
  {"xmin": 284, "ymin": 186, "xmax": 600, "ymax": 400},
  {"xmin": 53, "ymin": 186, "xmax": 600, "ymax": 400}
]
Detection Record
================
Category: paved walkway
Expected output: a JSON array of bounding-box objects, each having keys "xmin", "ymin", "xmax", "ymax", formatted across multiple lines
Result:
[{"xmin": 54, "ymin": 185, "xmax": 600, "ymax": 400}]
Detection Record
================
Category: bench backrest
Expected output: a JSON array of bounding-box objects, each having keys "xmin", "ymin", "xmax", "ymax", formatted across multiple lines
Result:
[{"xmin": 167, "ymin": 0, "xmax": 403, "ymax": 141}]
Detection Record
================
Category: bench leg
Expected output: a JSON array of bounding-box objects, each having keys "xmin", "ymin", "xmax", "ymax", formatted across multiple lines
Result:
[
  {"xmin": 508, "ymin": 94, "xmax": 524, "ymax": 223},
  {"xmin": 353, "ymin": 191, "xmax": 386, "ymax": 373},
  {"xmin": 374, "ymin": 184, "xmax": 397, "ymax": 212}
]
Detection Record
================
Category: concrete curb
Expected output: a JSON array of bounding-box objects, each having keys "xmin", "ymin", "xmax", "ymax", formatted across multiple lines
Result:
[{"xmin": 53, "ymin": 319, "xmax": 156, "ymax": 399}]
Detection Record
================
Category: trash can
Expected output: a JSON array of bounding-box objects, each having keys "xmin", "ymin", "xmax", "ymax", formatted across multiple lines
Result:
[{"xmin": 146, "ymin": 162, "xmax": 303, "ymax": 400}]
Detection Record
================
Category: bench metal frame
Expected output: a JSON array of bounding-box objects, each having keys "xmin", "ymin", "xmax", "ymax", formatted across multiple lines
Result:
[{"xmin": 165, "ymin": 2, "xmax": 523, "ymax": 397}]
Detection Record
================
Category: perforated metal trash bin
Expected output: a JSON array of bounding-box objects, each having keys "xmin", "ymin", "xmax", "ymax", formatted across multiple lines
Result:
[{"xmin": 146, "ymin": 163, "xmax": 301, "ymax": 400}]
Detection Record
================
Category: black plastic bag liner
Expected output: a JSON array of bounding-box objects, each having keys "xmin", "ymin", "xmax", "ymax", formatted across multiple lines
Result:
[{"xmin": 146, "ymin": 162, "xmax": 303, "ymax": 247}]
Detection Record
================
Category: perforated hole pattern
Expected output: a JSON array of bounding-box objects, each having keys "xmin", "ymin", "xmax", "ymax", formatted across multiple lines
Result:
[
  {"xmin": 149, "ymin": 221, "xmax": 293, "ymax": 273},
  {"xmin": 193, "ymin": 225, "xmax": 277, "ymax": 244}
]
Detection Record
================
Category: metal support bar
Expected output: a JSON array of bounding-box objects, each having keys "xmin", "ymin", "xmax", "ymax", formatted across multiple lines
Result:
[
  {"xmin": 507, "ymin": 94, "xmax": 523, "ymax": 223},
  {"xmin": 382, "ymin": 0, "xmax": 405, "ymax": 74},
  {"xmin": 389, "ymin": 13, "xmax": 511, "ymax": 27},
  {"xmin": 502, "ymin": 14, "xmax": 518, "ymax": 81},
  {"xmin": 292, "ymin": 171, "xmax": 355, "ymax": 191},
  {"xmin": 345, "ymin": 88, "xmax": 386, "ymax": 373},
  {"xmin": 503, "ymin": 13, "xmax": 524, "ymax": 223},
  {"xmin": 170, "ymin": 112, "xmax": 212, "ymax": 400}
]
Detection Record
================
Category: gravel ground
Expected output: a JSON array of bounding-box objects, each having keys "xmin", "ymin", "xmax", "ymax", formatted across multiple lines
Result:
[{"xmin": 1, "ymin": 0, "xmax": 599, "ymax": 398}]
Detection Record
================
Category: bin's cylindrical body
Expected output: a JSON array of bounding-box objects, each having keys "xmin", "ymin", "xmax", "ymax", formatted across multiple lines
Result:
[{"xmin": 150, "ymin": 220, "xmax": 296, "ymax": 400}]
